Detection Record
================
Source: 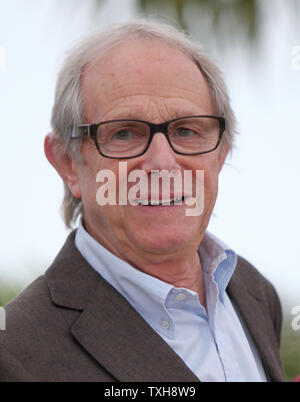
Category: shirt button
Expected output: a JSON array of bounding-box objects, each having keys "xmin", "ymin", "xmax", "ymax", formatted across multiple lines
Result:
[
  {"xmin": 161, "ymin": 320, "xmax": 170, "ymax": 330},
  {"xmin": 175, "ymin": 292, "xmax": 186, "ymax": 301}
]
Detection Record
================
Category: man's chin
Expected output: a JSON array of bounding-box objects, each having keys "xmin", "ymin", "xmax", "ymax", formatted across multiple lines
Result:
[{"xmin": 127, "ymin": 228, "xmax": 198, "ymax": 257}]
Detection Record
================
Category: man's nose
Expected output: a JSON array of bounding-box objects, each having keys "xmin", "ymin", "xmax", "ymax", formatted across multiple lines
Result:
[{"xmin": 139, "ymin": 133, "xmax": 180, "ymax": 172}]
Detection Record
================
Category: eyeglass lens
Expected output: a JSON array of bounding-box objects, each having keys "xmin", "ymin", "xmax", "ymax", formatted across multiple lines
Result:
[{"xmin": 96, "ymin": 117, "xmax": 221, "ymax": 157}]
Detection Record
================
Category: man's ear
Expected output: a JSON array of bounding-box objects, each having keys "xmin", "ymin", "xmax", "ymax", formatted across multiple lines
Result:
[{"xmin": 44, "ymin": 133, "xmax": 81, "ymax": 199}]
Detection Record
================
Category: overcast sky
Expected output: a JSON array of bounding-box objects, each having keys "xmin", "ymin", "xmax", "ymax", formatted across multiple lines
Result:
[{"xmin": 0, "ymin": 0, "xmax": 299, "ymax": 308}]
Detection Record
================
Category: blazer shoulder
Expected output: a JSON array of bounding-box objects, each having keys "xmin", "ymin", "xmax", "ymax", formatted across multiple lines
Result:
[
  {"xmin": 235, "ymin": 255, "xmax": 281, "ymax": 302},
  {"xmin": 235, "ymin": 255, "xmax": 283, "ymax": 342},
  {"xmin": 0, "ymin": 274, "xmax": 80, "ymax": 381},
  {"xmin": 3, "ymin": 275, "xmax": 55, "ymax": 326},
  {"xmin": 0, "ymin": 276, "xmax": 48, "ymax": 381},
  {"xmin": 1, "ymin": 272, "xmax": 80, "ymax": 343}
]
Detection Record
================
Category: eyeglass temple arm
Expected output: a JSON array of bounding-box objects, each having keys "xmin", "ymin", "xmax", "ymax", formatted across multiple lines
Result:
[{"xmin": 71, "ymin": 125, "xmax": 91, "ymax": 139}]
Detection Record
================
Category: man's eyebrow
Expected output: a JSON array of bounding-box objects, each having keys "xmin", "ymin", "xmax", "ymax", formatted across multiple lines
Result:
[{"xmin": 97, "ymin": 105, "xmax": 145, "ymax": 121}]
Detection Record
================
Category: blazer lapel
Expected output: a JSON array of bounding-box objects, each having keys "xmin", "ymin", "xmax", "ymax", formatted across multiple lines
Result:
[
  {"xmin": 71, "ymin": 277, "xmax": 199, "ymax": 382},
  {"xmin": 227, "ymin": 266, "xmax": 286, "ymax": 382},
  {"xmin": 46, "ymin": 232, "xmax": 199, "ymax": 382}
]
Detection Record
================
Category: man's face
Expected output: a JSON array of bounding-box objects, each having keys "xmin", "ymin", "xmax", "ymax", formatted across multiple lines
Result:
[{"xmin": 74, "ymin": 39, "xmax": 228, "ymax": 264}]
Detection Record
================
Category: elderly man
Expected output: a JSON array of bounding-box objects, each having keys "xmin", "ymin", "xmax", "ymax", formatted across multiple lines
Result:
[{"xmin": 0, "ymin": 21, "xmax": 285, "ymax": 382}]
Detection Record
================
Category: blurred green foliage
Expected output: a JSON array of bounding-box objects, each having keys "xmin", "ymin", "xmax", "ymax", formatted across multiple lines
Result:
[
  {"xmin": 0, "ymin": 281, "xmax": 22, "ymax": 306},
  {"xmin": 281, "ymin": 314, "xmax": 300, "ymax": 382},
  {"xmin": 1, "ymin": 280, "xmax": 299, "ymax": 381},
  {"xmin": 137, "ymin": 0, "xmax": 258, "ymax": 39},
  {"xmin": 89, "ymin": 0, "xmax": 299, "ymax": 48}
]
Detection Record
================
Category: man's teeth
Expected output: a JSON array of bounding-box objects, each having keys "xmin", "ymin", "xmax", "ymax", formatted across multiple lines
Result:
[{"xmin": 136, "ymin": 197, "xmax": 184, "ymax": 206}]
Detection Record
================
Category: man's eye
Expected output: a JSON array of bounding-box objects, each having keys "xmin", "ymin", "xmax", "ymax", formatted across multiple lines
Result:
[
  {"xmin": 175, "ymin": 128, "xmax": 197, "ymax": 137},
  {"xmin": 112, "ymin": 130, "xmax": 133, "ymax": 140}
]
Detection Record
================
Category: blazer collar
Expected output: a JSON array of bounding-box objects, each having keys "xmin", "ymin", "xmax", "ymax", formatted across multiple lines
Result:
[
  {"xmin": 45, "ymin": 231, "xmax": 199, "ymax": 382},
  {"xmin": 45, "ymin": 231, "xmax": 100, "ymax": 311}
]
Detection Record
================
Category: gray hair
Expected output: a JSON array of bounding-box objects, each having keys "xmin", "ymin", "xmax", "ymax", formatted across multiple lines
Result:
[{"xmin": 50, "ymin": 19, "xmax": 237, "ymax": 229}]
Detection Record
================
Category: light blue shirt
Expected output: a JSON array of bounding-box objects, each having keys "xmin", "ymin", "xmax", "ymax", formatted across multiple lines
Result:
[{"xmin": 75, "ymin": 222, "xmax": 267, "ymax": 382}]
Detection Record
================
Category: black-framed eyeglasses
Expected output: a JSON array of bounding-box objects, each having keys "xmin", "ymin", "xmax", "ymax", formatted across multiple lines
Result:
[{"xmin": 70, "ymin": 115, "xmax": 226, "ymax": 159}]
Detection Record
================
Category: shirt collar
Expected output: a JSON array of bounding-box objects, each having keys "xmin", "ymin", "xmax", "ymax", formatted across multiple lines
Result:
[
  {"xmin": 75, "ymin": 221, "xmax": 237, "ymax": 336},
  {"xmin": 199, "ymin": 231, "xmax": 237, "ymax": 299}
]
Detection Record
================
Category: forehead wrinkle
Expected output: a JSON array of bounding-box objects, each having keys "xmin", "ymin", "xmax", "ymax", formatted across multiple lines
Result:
[
  {"xmin": 91, "ymin": 96, "xmax": 208, "ymax": 122},
  {"xmin": 94, "ymin": 79, "xmax": 207, "ymax": 98},
  {"xmin": 92, "ymin": 92, "xmax": 214, "ymax": 125},
  {"xmin": 84, "ymin": 62, "xmax": 210, "ymax": 105},
  {"xmin": 88, "ymin": 88, "xmax": 212, "ymax": 119}
]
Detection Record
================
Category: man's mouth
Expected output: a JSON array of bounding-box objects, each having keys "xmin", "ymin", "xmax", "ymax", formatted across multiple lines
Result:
[{"xmin": 135, "ymin": 196, "xmax": 186, "ymax": 206}]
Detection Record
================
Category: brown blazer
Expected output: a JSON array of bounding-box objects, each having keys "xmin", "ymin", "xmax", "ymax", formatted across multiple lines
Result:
[{"xmin": 0, "ymin": 232, "xmax": 286, "ymax": 382}]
